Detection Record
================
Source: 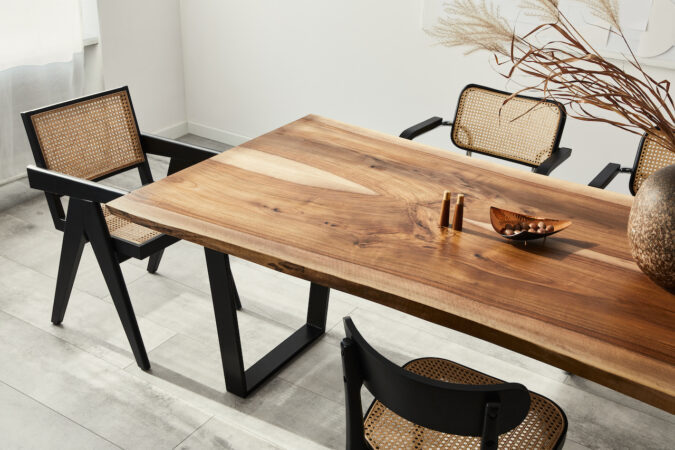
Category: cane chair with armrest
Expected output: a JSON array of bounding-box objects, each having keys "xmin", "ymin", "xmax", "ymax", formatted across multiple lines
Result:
[
  {"xmin": 400, "ymin": 84, "xmax": 572, "ymax": 176},
  {"xmin": 22, "ymin": 87, "xmax": 240, "ymax": 370},
  {"xmin": 340, "ymin": 317, "xmax": 567, "ymax": 449},
  {"xmin": 589, "ymin": 132, "xmax": 675, "ymax": 195}
]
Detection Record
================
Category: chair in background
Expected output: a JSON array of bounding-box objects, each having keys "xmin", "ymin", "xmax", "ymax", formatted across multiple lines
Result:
[
  {"xmin": 340, "ymin": 317, "xmax": 567, "ymax": 449},
  {"xmin": 22, "ymin": 87, "xmax": 240, "ymax": 370},
  {"xmin": 589, "ymin": 132, "xmax": 675, "ymax": 195},
  {"xmin": 400, "ymin": 84, "xmax": 572, "ymax": 176}
]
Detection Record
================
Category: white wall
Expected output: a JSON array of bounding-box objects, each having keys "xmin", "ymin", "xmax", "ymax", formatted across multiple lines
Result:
[
  {"xmin": 83, "ymin": 44, "xmax": 104, "ymax": 95},
  {"xmin": 97, "ymin": 0, "xmax": 187, "ymax": 137},
  {"xmin": 179, "ymin": 0, "xmax": 674, "ymax": 195}
]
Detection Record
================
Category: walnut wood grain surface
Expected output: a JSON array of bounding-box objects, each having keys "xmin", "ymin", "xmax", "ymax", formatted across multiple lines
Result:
[{"xmin": 107, "ymin": 115, "xmax": 674, "ymax": 413}]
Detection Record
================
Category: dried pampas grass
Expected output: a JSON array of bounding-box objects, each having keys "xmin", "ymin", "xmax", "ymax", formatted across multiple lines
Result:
[{"xmin": 428, "ymin": 0, "xmax": 675, "ymax": 153}]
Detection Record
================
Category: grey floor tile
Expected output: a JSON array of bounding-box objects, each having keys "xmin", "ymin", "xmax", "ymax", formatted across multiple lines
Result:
[
  {"xmin": 277, "ymin": 339, "xmax": 344, "ymax": 404},
  {"xmin": 0, "ymin": 213, "xmax": 147, "ymax": 298},
  {"xmin": 0, "ymin": 256, "xmax": 175, "ymax": 369},
  {"xmin": 0, "ymin": 381, "xmax": 119, "ymax": 450},
  {"xmin": 0, "ymin": 212, "xmax": 64, "ymax": 276},
  {"xmin": 562, "ymin": 440, "xmax": 592, "ymax": 450},
  {"xmin": 176, "ymin": 416, "xmax": 280, "ymax": 450},
  {"xmin": 1, "ymin": 195, "xmax": 54, "ymax": 230},
  {"xmin": 552, "ymin": 382, "xmax": 675, "ymax": 450},
  {"xmin": 146, "ymin": 331, "xmax": 343, "ymax": 448},
  {"xmin": 0, "ymin": 178, "xmax": 40, "ymax": 212},
  {"xmin": 564, "ymin": 374, "xmax": 675, "ymax": 425},
  {"xmin": 178, "ymin": 134, "xmax": 234, "ymax": 152},
  {"xmin": 147, "ymin": 333, "xmax": 232, "ymax": 397},
  {"xmin": 234, "ymin": 377, "xmax": 344, "ymax": 449},
  {"xmin": 146, "ymin": 154, "xmax": 171, "ymax": 177},
  {"xmin": 103, "ymin": 271, "xmax": 198, "ymax": 316},
  {"xmin": 124, "ymin": 362, "xmax": 330, "ymax": 450},
  {"xmin": 147, "ymin": 313, "xmax": 301, "ymax": 387},
  {"xmin": 0, "ymin": 311, "xmax": 209, "ymax": 450},
  {"xmin": 99, "ymin": 169, "xmax": 143, "ymax": 192},
  {"xmin": 72, "ymin": 248, "xmax": 148, "ymax": 299},
  {"xmin": 147, "ymin": 240, "xmax": 213, "ymax": 294}
]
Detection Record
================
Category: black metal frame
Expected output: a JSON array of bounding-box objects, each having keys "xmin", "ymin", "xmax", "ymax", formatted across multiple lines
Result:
[
  {"xmin": 399, "ymin": 84, "xmax": 572, "ymax": 176},
  {"xmin": 205, "ymin": 248, "xmax": 330, "ymax": 397},
  {"xmin": 22, "ymin": 87, "xmax": 226, "ymax": 370},
  {"xmin": 340, "ymin": 317, "xmax": 568, "ymax": 450},
  {"xmin": 588, "ymin": 132, "xmax": 649, "ymax": 196}
]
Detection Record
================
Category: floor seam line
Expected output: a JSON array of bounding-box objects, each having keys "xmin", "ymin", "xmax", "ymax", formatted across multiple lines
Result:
[
  {"xmin": 171, "ymin": 414, "xmax": 214, "ymax": 450},
  {"xmin": 0, "ymin": 310, "xmax": 135, "ymax": 370},
  {"xmin": 0, "ymin": 379, "xmax": 123, "ymax": 449}
]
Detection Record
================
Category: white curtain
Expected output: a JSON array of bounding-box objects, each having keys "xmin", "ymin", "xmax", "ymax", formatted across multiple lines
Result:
[{"xmin": 0, "ymin": 0, "xmax": 84, "ymax": 185}]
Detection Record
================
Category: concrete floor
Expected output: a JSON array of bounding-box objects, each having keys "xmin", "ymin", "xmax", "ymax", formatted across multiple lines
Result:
[{"xmin": 0, "ymin": 135, "xmax": 672, "ymax": 449}]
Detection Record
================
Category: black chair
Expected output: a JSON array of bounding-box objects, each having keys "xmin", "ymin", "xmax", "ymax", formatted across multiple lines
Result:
[
  {"xmin": 22, "ymin": 87, "xmax": 240, "ymax": 370},
  {"xmin": 400, "ymin": 84, "xmax": 572, "ymax": 175},
  {"xmin": 589, "ymin": 131, "xmax": 675, "ymax": 195},
  {"xmin": 340, "ymin": 317, "xmax": 567, "ymax": 449}
]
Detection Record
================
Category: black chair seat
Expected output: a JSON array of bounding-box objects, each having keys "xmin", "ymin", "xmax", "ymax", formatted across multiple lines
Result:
[
  {"xmin": 363, "ymin": 357, "xmax": 567, "ymax": 449},
  {"xmin": 341, "ymin": 317, "xmax": 568, "ymax": 449}
]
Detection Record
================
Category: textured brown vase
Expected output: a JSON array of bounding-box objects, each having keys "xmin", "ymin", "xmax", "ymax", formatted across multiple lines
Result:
[{"xmin": 627, "ymin": 164, "xmax": 675, "ymax": 294}]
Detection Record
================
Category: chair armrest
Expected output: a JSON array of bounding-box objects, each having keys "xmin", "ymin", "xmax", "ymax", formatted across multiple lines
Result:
[
  {"xmin": 399, "ymin": 117, "xmax": 444, "ymax": 140},
  {"xmin": 533, "ymin": 147, "xmax": 572, "ymax": 176},
  {"xmin": 27, "ymin": 165, "xmax": 127, "ymax": 203},
  {"xmin": 588, "ymin": 163, "xmax": 625, "ymax": 189},
  {"xmin": 140, "ymin": 133, "xmax": 220, "ymax": 175}
]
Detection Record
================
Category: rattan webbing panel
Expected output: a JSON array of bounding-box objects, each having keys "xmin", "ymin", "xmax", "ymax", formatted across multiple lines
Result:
[
  {"xmin": 30, "ymin": 90, "xmax": 145, "ymax": 180},
  {"xmin": 363, "ymin": 358, "xmax": 566, "ymax": 449},
  {"xmin": 452, "ymin": 87, "xmax": 563, "ymax": 166},
  {"xmin": 633, "ymin": 133, "xmax": 675, "ymax": 193},
  {"xmin": 101, "ymin": 205, "xmax": 161, "ymax": 244}
]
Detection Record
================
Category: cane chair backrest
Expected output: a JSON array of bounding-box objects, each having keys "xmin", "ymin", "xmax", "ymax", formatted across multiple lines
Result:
[
  {"xmin": 451, "ymin": 85, "xmax": 566, "ymax": 167},
  {"xmin": 631, "ymin": 132, "xmax": 675, "ymax": 195},
  {"xmin": 26, "ymin": 88, "xmax": 145, "ymax": 181}
]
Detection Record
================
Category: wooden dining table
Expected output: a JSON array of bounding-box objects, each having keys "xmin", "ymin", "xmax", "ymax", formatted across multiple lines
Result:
[{"xmin": 107, "ymin": 114, "xmax": 674, "ymax": 412}]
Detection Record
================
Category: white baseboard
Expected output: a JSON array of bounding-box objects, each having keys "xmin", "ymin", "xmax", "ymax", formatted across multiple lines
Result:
[
  {"xmin": 152, "ymin": 121, "xmax": 189, "ymax": 139},
  {"xmin": 187, "ymin": 122, "xmax": 252, "ymax": 147}
]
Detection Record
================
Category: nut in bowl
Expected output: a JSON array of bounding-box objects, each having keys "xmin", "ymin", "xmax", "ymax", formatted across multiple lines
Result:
[{"xmin": 489, "ymin": 207, "xmax": 571, "ymax": 242}]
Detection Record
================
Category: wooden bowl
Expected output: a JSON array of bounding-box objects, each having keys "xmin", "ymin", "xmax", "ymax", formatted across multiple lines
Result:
[{"xmin": 489, "ymin": 207, "xmax": 572, "ymax": 241}]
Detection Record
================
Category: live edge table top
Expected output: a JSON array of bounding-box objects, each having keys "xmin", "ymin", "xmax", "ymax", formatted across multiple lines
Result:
[{"xmin": 108, "ymin": 114, "xmax": 675, "ymax": 413}]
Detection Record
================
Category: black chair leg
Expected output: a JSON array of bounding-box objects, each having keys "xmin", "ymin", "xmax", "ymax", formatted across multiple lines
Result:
[
  {"xmin": 52, "ymin": 200, "xmax": 86, "ymax": 325},
  {"xmin": 228, "ymin": 263, "xmax": 242, "ymax": 310},
  {"xmin": 147, "ymin": 249, "xmax": 164, "ymax": 274},
  {"xmin": 80, "ymin": 200, "xmax": 150, "ymax": 370}
]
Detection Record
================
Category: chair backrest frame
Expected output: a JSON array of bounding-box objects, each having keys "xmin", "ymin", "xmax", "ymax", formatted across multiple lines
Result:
[
  {"xmin": 450, "ymin": 84, "xmax": 567, "ymax": 168},
  {"xmin": 629, "ymin": 131, "xmax": 675, "ymax": 195},
  {"xmin": 21, "ymin": 87, "xmax": 153, "ymax": 230},
  {"xmin": 341, "ymin": 317, "xmax": 530, "ymax": 448}
]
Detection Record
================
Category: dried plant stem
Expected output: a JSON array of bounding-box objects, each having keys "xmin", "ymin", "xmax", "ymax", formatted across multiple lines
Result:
[{"xmin": 428, "ymin": 0, "xmax": 675, "ymax": 153}]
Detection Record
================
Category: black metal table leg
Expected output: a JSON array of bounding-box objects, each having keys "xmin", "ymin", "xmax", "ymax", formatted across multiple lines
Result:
[
  {"xmin": 204, "ymin": 248, "xmax": 247, "ymax": 394},
  {"xmin": 204, "ymin": 247, "xmax": 330, "ymax": 397},
  {"xmin": 228, "ymin": 264, "xmax": 242, "ymax": 311}
]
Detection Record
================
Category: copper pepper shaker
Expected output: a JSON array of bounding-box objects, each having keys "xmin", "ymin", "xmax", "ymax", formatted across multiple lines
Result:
[
  {"xmin": 452, "ymin": 194, "xmax": 464, "ymax": 231},
  {"xmin": 439, "ymin": 191, "xmax": 451, "ymax": 227}
]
